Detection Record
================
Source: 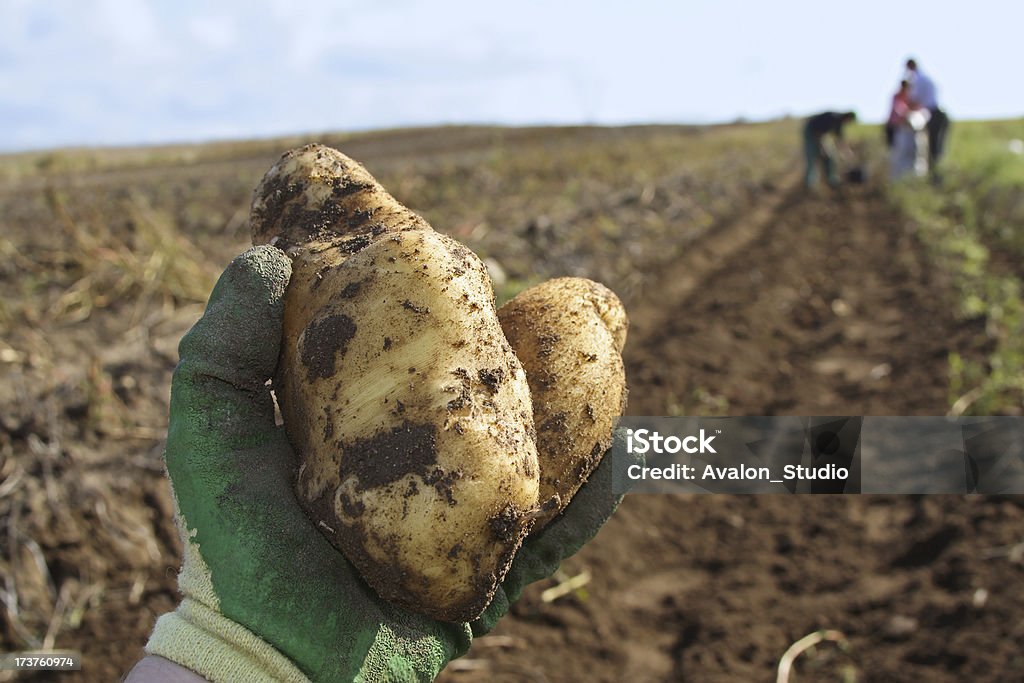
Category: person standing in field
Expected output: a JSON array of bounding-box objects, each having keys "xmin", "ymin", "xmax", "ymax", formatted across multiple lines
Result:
[
  {"xmin": 905, "ymin": 58, "xmax": 950, "ymax": 170},
  {"xmin": 887, "ymin": 79, "xmax": 926, "ymax": 179},
  {"xmin": 885, "ymin": 80, "xmax": 912, "ymax": 149},
  {"xmin": 802, "ymin": 111, "xmax": 857, "ymax": 189},
  {"xmin": 889, "ymin": 102, "xmax": 931, "ymax": 180}
]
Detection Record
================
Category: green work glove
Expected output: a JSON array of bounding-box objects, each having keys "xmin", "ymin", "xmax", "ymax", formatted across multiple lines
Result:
[{"xmin": 144, "ymin": 245, "xmax": 630, "ymax": 683}]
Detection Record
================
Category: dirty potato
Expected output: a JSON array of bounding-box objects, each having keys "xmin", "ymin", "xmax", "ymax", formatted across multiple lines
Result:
[
  {"xmin": 498, "ymin": 277, "xmax": 628, "ymax": 529},
  {"xmin": 251, "ymin": 146, "xmax": 540, "ymax": 622},
  {"xmin": 250, "ymin": 143, "xmax": 430, "ymax": 250}
]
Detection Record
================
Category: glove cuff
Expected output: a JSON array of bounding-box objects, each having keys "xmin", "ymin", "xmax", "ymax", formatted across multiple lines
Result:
[{"xmin": 147, "ymin": 598, "xmax": 309, "ymax": 683}]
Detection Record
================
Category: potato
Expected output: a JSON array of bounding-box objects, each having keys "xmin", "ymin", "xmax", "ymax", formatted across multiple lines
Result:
[
  {"xmin": 251, "ymin": 146, "xmax": 540, "ymax": 621},
  {"xmin": 250, "ymin": 143, "xmax": 430, "ymax": 250},
  {"xmin": 498, "ymin": 278, "xmax": 628, "ymax": 529}
]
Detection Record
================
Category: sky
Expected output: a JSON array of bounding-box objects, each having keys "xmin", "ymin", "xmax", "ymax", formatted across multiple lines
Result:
[{"xmin": 1, "ymin": 0, "xmax": 1021, "ymax": 152}]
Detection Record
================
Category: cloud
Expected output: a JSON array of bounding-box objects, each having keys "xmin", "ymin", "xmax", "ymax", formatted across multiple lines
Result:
[
  {"xmin": 94, "ymin": 0, "xmax": 172, "ymax": 58},
  {"xmin": 1, "ymin": 0, "xmax": 1022, "ymax": 151},
  {"xmin": 187, "ymin": 14, "xmax": 239, "ymax": 52}
]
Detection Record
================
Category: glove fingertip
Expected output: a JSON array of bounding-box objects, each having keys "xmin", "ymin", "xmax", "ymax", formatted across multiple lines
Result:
[
  {"xmin": 228, "ymin": 245, "xmax": 292, "ymax": 311},
  {"xmin": 177, "ymin": 245, "xmax": 293, "ymax": 391}
]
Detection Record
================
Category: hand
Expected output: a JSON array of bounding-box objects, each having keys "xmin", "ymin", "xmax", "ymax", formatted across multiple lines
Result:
[
  {"xmin": 133, "ymin": 246, "xmax": 629, "ymax": 682},
  {"xmin": 841, "ymin": 145, "xmax": 857, "ymax": 165}
]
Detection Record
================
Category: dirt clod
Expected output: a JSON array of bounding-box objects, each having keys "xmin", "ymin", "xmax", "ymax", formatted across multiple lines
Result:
[
  {"xmin": 343, "ymin": 421, "xmax": 438, "ymax": 491},
  {"xmin": 300, "ymin": 314, "xmax": 357, "ymax": 380}
]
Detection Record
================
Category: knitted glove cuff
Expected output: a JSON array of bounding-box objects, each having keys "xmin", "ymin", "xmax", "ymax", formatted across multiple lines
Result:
[{"xmin": 147, "ymin": 598, "xmax": 309, "ymax": 683}]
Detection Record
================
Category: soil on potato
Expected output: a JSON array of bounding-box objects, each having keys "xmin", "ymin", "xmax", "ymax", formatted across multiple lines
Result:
[{"xmin": 1, "ymin": 125, "xmax": 1019, "ymax": 682}]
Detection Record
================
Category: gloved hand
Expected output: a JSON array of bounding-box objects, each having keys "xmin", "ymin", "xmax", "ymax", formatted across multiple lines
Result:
[{"xmin": 138, "ymin": 245, "xmax": 631, "ymax": 683}]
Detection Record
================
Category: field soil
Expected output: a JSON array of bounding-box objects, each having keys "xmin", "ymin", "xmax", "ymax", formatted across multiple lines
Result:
[
  {"xmin": 446, "ymin": 181, "xmax": 1014, "ymax": 683},
  {"xmin": 1, "ymin": 125, "xmax": 1020, "ymax": 682}
]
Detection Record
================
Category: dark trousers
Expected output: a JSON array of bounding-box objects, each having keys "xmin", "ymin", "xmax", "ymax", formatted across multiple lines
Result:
[
  {"xmin": 803, "ymin": 129, "xmax": 836, "ymax": 188},
  {"xmin": 927, "ymin": 108, "xmax": 950, "ymax": 165}
]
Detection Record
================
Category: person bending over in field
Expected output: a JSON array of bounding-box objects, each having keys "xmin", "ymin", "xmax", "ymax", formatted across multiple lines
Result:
[{"xmin": 802, "ymin": 110, "xmax": 857, "ymax": 189}]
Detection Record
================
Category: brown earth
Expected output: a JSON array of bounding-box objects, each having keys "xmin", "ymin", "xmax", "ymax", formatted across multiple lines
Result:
[
  {"xmin": 1, "ymin": 125, "xmax": 1021, "ymax": 682},
  {"xmin": 443, "ymin": 181, "xmax": 1017, "ymax": 683}
]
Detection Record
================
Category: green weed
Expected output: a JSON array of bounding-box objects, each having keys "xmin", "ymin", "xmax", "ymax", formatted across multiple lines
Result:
[{"xmin": 889, "ymin": 118, "xmax": 1024, "ymax": 414}]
